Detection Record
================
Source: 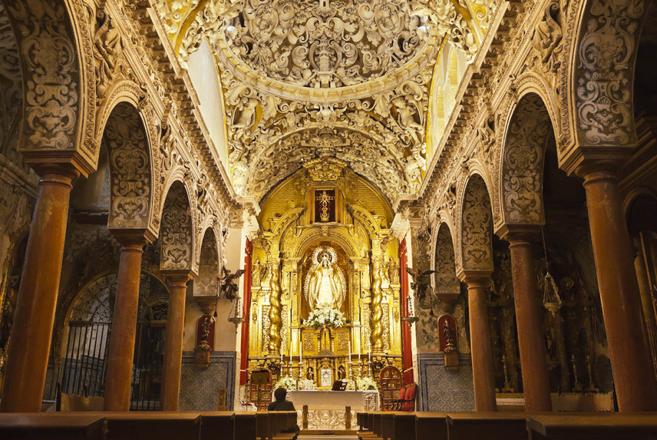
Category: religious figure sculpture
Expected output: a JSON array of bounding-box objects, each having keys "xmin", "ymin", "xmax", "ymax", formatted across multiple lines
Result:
[{"xmin": 304, "ymin": 246, "xmax": 346, "ymax": 311}]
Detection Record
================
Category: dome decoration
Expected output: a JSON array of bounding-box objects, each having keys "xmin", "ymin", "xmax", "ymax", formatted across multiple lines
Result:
[{"xmin": 223, "ymin": 0, "xmax": 432, "ymax": 89}]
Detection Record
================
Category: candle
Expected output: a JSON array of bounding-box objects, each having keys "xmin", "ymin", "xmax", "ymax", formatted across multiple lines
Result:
[{"xmin": 289, "ymin": 307, "xmax": 293, "ymax": 364}]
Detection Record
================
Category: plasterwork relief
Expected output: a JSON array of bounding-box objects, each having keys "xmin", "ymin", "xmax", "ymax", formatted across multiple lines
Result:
[
  {"xmin": 501, "ymin": 94, "xmax": 551, "ymax": 225},
  {"xmin": 104, "ymin": 103, "xmax": 152, "ymax": 229},
  {"xmin": 0, "ymin": 5, "xmax": 23, "ymax": 167},
  {"xmin": 5, "ymin": 0, "xmax": 80, "ymax": 152},
  {"xmin": 460, "ymin": 175, "xmax": 493, "ymax": 272},
  {"xmin": 574, "ymin": 0, "xmax": 644, "ymax": 146},
  {"xmin": 160, "ymin": 183, "xmax": 194, "ymax": 271},
  {"xmin": 196, "ymin": 229, "xmax": 219, "ymax": 296}
]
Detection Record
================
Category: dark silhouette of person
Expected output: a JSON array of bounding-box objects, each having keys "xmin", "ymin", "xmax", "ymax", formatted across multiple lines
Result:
[{"xmin": 268, "ymin": 387, "xmax": 300, "ymax": 434}]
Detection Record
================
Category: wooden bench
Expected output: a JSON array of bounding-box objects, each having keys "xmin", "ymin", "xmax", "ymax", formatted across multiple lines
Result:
[
  {"xmin": 447, "ymin": 412, "xmax": 528, "ymax": 440},
  {"xmin": 0, "ymin": 414, "xmax": 105, "ymax": 440},
  {"xmin": 415, "ymin": 412, "xmax": 447, "ymax": 440},
  {"xmin": 102, "ymin": 412, "xmax": 200, "ymax": 440},
  {"xmin": 234, "ymin": 412, "xmax": 257, "ymax": 440},
  {"xmin": 269, "ymin": 411, "xmax": 298, "ymax": 440},
  {"xmin": 527, "ymin": 414, "xmax": 657, "ymax": 440},
  {"xmin": 198, "ymin": 411, "xmax": 235, "ymax": 440},
  {"xmin": 392, "ymin": 412, "xmax": 416, "ymax": 440}
]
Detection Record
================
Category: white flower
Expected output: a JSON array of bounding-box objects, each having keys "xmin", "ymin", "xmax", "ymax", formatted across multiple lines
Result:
[{"xmin": 275, "ymin": 376, "xmax": 297, "ymax": 391}]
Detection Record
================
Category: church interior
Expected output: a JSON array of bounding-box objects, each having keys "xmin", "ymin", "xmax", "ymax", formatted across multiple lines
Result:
[{"xmin": 1, "ymin": 0, "xmax": 657, "ymax": 438}]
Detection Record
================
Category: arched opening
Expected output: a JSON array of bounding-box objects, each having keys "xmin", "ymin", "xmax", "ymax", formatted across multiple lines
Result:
[
  {"xmin": 43, "ymin": 101, "xmax": 158, "ymax": 407},
  {"xmin": 627, "ymin": 193, "xmax": 657, "ymax": 381},
  {"xmin": 57, "ymin": 272, "xmax": 168, "ymax": 409}
]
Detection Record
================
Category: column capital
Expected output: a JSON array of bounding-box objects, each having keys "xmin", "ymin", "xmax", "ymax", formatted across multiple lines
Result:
[
  {"xmin": 32, "ymin": 162, "xmax": 81, "ymax": 187},
  {"xmin": 560, "ymin": 144, "xmax": 633, "ymax": 177},
  {"xmin": 163, "ymin": 270, "xmax": 194, "ymax": 287},
  {"xmin": 459, "ymin": 271, "xmax": 491, "ymax": 287},
  {"xmin": 24, "ymin": 151, "xmax": 95, "ymax": 178},
  {"xmin": 110, "ymin": 229, "xmax": 156, "ymax": 247},
  {"xmin": 497, "ymin": 224, "xmax": 541, "ymax": 244}
]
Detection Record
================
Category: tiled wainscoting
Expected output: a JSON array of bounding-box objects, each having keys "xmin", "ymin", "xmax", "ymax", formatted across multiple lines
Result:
[
  {"xmin": 180, "ymin": 351, "xmax": 236, "ymax": 410},
  {"xmin": 417, "ymin": 353, "xmax": 474, "ymax": 411}
]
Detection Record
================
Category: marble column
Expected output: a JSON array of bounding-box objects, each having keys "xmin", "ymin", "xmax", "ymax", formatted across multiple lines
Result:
[
  {"xmin": 463, "ymin": 273, "xmax": 497, "ymax": 411},
  {"xmin": 161, "ymin": 272, "xmax": 191, "ymax": 411},
  {"xmin": 502, "ymin": 227, "xmax": 552, "ymax": 412},
  {"xmin": 1, "ymin": 166, "xmax": 79, "ymax": 412},
  {"xmin": 104, "ymin": 232, "xmax": 149, "ymax": 410},
  {"xmin": 579, "ymin": 165, "xmax": 657, "ymax": 411}
]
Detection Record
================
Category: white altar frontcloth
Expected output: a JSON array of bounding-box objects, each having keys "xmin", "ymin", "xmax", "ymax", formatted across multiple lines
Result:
[{"xmin": 287, "ymin": 390, "xmax": 379, "ymax": 430}]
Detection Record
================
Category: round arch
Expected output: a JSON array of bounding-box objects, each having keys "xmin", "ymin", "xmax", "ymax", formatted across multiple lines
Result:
[
  {"xmin": 498, "ymin": 92, "xmax": 555, "ymax": 227},
  {"xmin": 159, "ymin": 180, "xmax": 195, "ymax": 273}
]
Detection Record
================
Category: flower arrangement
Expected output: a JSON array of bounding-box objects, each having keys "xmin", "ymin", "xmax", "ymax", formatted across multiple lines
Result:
[
  {"xmin": 297, "ymin": 379, "xmax": 316, "ymax": 391},
  {"xmin": 356, "ymin": 376, "xmax": 378, "ymax": 391},
  {"xmin": 304, "ymin": 307, "xmax": 346, "ymax": 328},
  {"xmin": 274, "ymin": 376, "xmax": 297, "ymax": 391}
]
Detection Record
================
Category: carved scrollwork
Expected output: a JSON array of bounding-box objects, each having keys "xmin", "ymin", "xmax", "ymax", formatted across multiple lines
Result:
[
  {"xmin": 105, "ymin": 103, "xmax": 152, "ymax": 229},
  {"xmin": 0, "ymin": 3, "xmax": 24, "ymax": 167},
  {"xmin": 6, "ymin": 0, "xmax": 80, "ymax": 151},
  {"xmin": 160, "ymin": 182, "xmax": 193, "ymax": 271},
  {"xmin": 575, "ymin": 0, "xmax": 645, "ymax": 145},
  {"xmin": 434, "ymin": 225, "xmax": 459, "ymax": 295},
  {"xmin": 223, "ymin": 0, "xmax": 431, "ymax": 89},
  {"xmin": 501, "ymin": 94, "xmax": 551, "ymax": 225},
  {"xmin": 460, "ymin": 175, "xmax": 493, "ymax": 272}
]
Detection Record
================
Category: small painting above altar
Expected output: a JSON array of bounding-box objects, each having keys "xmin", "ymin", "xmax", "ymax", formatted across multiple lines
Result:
[{"xmin": 314, "ymin": 189, "xmax": 336, "ymax": 223}]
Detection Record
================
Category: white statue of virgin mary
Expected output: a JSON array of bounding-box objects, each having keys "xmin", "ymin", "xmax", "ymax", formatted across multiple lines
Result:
[{"xmin": 304, "ymin": 246, "xmax": 346, "ymax": 311}]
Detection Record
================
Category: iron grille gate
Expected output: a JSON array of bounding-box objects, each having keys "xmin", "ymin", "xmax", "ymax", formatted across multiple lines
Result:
[{"xmin": 51, "ymin": 321, "xmax": 164, "ymax": 410}]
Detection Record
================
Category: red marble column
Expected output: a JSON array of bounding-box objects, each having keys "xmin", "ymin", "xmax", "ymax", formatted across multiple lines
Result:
[
  {"xmin": 464, "ymin": 274, "xmax": 497, "ymax": 412},
  {"xmin": 580, "ymin": 166, "xmax": 657, "ymax": 411},
  {"xmin": 161, "ymin": 272, "xmax": 191, "ymax": 411},
  {"xmin": 502, "ymin": 227, "xmax": 552, "ymax": 412},
  {"xmin": 1, "ymin": 166, "xmax": 79, "ymax": 412},
  {"xmin": 104, "ymin": 233, "xmax": 148, "ymax": 411}
]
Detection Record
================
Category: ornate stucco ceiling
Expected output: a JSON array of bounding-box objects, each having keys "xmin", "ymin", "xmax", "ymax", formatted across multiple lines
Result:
[{"xmin": 155, "ymin": 0, "xmax": 492, "ymax": 203}]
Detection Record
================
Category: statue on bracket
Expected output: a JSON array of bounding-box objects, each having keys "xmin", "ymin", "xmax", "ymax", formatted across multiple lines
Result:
[{"xmin": 304, "ymin": 246, "xmax": 346, "ymax": 311}]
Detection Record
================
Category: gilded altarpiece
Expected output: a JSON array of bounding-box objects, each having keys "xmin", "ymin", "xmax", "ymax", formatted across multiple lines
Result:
[{"xmin": 247, "ymin": 164, "xmax": 402, "ymax": 387}]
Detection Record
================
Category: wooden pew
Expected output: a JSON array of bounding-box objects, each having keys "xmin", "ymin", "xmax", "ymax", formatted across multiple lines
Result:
[
  {"xmin": 198, "ymin": 411, "xmax": 235, "ymax": 440},
  {"xmin": 256, "ymin": 411, "xmax": 270, "ymax": 439},
  {"xmin": 234, "ymin": 412, "xmax": 257, "ymax": 440},
  {"xmin": 447, "ymin": 412, "xmax": 528, "ymax": 440},
  {"xmin": 381, "ymin": 413, "xmax": 395, "ymax": 440},
  {"xmin": 527, "ymin": 414, "xmax": 657, "ymax": 440},
  {"xmin": 393, "ymin": 413, "xmax": 416, "ymax": 440},
  {"xmin": 269, "ymin": 411, "xmax": 298, "ymax": 440},
  {"xmin": 0, "ymin": 414, "xmax": 105, "ymax": 440},
  {"xmin": 357, "ymin": 412, "xmax": 367, "ymax": 430},
  {"xmin": 102, "ymin": 412, "xmax": 200, "ymax": 440},
  {"xmin": 415, "ymin": 412, "xmax": 447, "ymax": 440}
]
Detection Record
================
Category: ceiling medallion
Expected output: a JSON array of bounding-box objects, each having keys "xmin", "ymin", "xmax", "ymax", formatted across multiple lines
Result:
[{"xmin": 304, "ymin": 157, "xmax": 347, "ymax": 182}]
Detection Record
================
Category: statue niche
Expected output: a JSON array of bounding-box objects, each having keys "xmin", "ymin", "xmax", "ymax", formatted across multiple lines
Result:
[{"xmin": 304, "ymin": 246, "xmax": 346, "ymax": 312}]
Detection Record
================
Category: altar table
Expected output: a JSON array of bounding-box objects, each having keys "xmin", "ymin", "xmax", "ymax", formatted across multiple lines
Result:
[{"xmin": 287, "ymin": 390, "xmax": 379, "ymax": 430}]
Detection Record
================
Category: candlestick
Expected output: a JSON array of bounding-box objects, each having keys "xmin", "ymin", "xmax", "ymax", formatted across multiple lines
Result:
[
  {"xmin": 300, "ymin": 335, "xmax": 303, "ymax": 363},
  {"xmin": 348, "ymin": 338, "xmax": 352, "ymax": 362},
  {"xmin": 289, "ymin": 307, "xmax": 293, "ymax": 364}
]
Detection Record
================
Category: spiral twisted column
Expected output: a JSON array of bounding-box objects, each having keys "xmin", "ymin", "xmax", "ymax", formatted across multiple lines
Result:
[
  {"xmin": 268, "ymin": 261, "xmax": 283, "ymax": 355},
  {"xmin": 370, "ymin": 258, "xmax": 384, "ymax": 351}
]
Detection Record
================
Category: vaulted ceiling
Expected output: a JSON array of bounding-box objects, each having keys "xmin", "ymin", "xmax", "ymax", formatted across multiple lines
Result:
[{"xmin": 155, "ymin": 0, "xmax": 494, "ymax": 203}]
